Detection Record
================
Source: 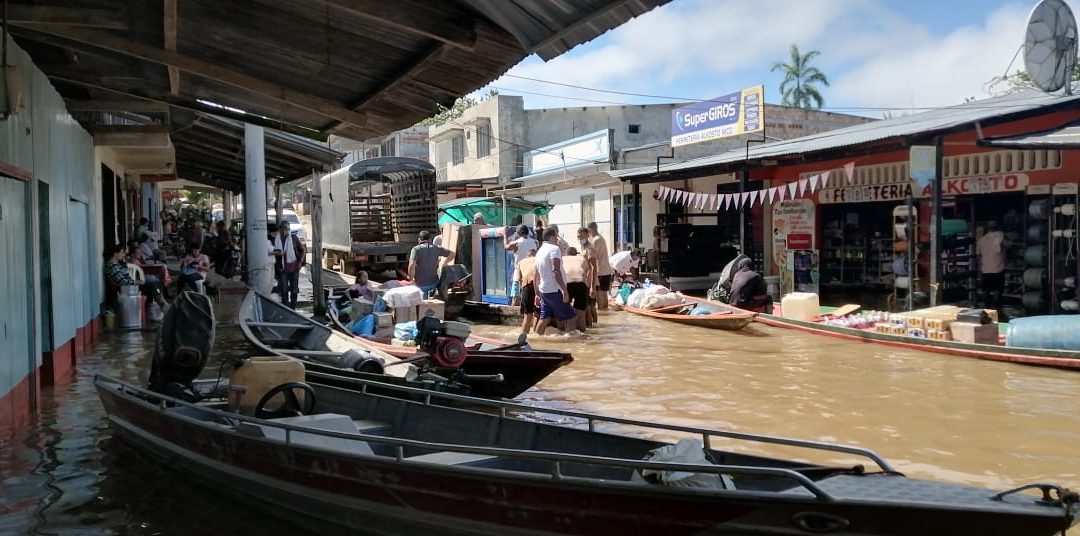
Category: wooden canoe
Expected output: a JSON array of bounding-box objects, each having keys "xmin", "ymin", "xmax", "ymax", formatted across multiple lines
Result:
[
  {"xmin": 242, "ymin": 291, "xmax": 572, "ymax": 398},
  {"xmin": 614, "ymin": 295, "xmax": 756, "ymax": 330},
  {"xmin": 752, "ymin": 308, "xmax": 1080, "ymax": 371},
  {"xmin": 326, "ymin": 307, "xmax": 573, "ymax": 398}
]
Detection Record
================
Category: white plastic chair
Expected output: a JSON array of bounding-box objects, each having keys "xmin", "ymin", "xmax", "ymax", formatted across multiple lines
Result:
[{"xmin": 126, "ymin": 263, "xmax": 145, "ymax": 284}]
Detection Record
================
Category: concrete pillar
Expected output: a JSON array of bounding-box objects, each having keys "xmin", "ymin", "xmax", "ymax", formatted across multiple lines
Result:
[
  {"xmin": 311, "ymin": 170, "xmax": 327, "ymax": 318},
  {"xmin": 244, "ymin": 124, "xmax": 272, "ymax": 294}
]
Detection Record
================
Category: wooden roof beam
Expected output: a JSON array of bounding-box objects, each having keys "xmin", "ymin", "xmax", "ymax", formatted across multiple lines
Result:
[
  {"xmin": 14, "ymin": 25, "xmax": 368, "ymax": 128},
  {"xmin": 191, "ymin": 119, "xmax": 337, "ymax": 166},
  {"xmin": 163, "ymin": 0, "xmax": 180, "ymax": 95},
  {"xmin": 5, "ymin": 4, "xmax": 128, "ymax": 30},
  {"xmin": 331, "ymin": 43, "xmax": 448, "ymax": 133},
  {"xmin": 65, "ymin": 100, "xmax": 170, "ymax": 113},
  {"xmin": 39, "ymin": 68, "xmax": 323, "ymax": 139},
  {"xmin": 323, "ymin": 0, "xmax": 476, "ymax": 51}
]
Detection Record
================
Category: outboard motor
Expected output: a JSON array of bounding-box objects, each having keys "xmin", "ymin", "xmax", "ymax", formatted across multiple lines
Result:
[
  {"xmin": 148, "ymin": 291, "xmax": 215, "ymax": 402},
  {"xmin": 415, "ymin": 315, "xmax": 471, "ymax": 369}
]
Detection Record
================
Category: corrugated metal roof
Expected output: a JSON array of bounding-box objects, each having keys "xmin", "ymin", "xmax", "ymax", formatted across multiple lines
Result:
[
  {"xmin": 464, "ymin": 0, "xmax": 670, "ymax": 61},
  {"xmin": 613, "ymin": 90, "xmax": 1080, "ymax": 180},
  {"xmin": 980, "ymin": 120, "xmax": 1080, "ymax": 148}
]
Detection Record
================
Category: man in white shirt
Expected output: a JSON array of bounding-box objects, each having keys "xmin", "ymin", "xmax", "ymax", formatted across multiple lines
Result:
[
  {"xmin": 547, "ymin": 223, "xmax": 570, "ymax": 253},
  {"xmin": 533, "ymin": 228, "xmax": 577, "ymax": 334},
  {"xmin": 977, "ymin": 220, "xmax": 1006, "ymax": 310},
  {"xmin": 505, "ymin": 225, "xmax": 538, "ymax": 306}
]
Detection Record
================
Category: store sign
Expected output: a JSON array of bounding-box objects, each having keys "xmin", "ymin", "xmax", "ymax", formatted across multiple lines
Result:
[
  {"xmin": 819, "ymin": 173, "xmax": 1029, "ymax": 204},
  {"xmin": 772, "ymin": 199, "xmax": 817, "ymax": 294},
  {"xmin": 524, "ymin": 129, "xmax": 611, "ymax": 176},
  {"xmin": 670, "ymin": 85, "xmax": 764, "ymax": 147}
]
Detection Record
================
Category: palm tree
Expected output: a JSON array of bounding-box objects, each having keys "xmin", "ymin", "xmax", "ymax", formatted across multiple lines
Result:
[{"xmin": 771, "ymin": 44, "xmax": 830, "ymax": 109}]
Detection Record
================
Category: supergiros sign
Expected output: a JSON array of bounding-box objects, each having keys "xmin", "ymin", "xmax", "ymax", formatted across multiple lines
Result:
[
  {"xmin": 818, "ymin": 174, "xmax": 1029, "ymax": 204},
  {"xmin": 670, "ymin": 86, "xmax": 764, "ymax": 147}
]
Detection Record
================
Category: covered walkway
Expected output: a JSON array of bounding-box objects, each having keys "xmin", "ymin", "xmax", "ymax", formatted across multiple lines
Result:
[{"xmin": 0, "ymin": 0, "xmax": 671, "ymax": 431}]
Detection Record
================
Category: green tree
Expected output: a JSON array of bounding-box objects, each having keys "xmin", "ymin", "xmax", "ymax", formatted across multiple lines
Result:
[
  {"xmin": 420, "ymin": 89, "xmax": 499, "ymax": 127},
  {"xmin": 771, "ymin": 44, "xmax": 830, "ymax": 109}
]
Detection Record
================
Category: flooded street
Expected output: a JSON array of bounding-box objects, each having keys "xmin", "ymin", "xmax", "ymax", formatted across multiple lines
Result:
[{"xmin": 2, "ymin": 314, "xmax": 1079, "ymax": 534}]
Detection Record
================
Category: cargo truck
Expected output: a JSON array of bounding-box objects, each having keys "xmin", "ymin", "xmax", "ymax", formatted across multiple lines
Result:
[{"xmin": 319, "ymin": 157, "xmax": 439, "ymax": 277}]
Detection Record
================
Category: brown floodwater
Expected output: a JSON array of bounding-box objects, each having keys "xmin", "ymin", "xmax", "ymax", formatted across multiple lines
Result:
[
  {"xmin": 2, "ymin": 314, "xmax": 1078, "ymax": 535},
  {"xmin": 474, "ymin": 311, "xmax": 1080, "ymax": 495}
]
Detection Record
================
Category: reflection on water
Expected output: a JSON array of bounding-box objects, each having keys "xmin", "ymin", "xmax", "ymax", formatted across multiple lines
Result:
[{"xmin": 2, "ymin": 314, "xmax": 1079, "ymax": 534}]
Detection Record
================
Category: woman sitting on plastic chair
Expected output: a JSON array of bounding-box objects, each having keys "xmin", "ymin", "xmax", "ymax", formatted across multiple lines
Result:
[
  {"xmin": 178, "ymin": 243, "xmax": 210, "ymax": 293},
  {"xmin": 105, "ymin": 244, "xmax": 168, "ymax": 311}
]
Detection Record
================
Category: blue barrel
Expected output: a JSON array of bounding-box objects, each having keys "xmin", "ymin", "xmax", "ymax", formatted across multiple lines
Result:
[{"xmin": 1006, "ymin": 315, "xmax": 1080, "ymax": 350}]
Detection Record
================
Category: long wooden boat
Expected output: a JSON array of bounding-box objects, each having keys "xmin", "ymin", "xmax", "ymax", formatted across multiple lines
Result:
[
  {"xmin": 241, "ymin": 290, "xmax": 571, "ymax": 398},
  {"xmin": 751, "ymin": 307, "xmax": 1080, "ymax": 371},
  {"xmin": 97, "ymin": 373, "xmax": 1078, "ymax": 536},
  {"xmin": 614, "ymin": 295, "xmax": 756, "ymax": 330}
]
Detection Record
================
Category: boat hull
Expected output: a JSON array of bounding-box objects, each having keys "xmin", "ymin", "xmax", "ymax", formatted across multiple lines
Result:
[
  {"xmin": 97, "ymin": 379, "xmax": 1073, "ymax": 536},
  {"xmin": 753, "ymin": 312, "xmax": 1080, "ymax": 370},
  {"xmin": 614, "ymin": 296, "xmax": 755, "ymax": 330},
  {"xmin": 243, "ymin": 291, "xmax": 572, "ymax": 398}
]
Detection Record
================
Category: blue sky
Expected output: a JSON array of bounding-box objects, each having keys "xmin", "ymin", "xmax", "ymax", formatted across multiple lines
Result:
[{"xmin": 481, "ymin": 0, "xmax": 1076, "ymax": 118}]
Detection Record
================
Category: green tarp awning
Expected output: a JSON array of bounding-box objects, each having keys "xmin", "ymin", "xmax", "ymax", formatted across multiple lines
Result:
[{"xmin": 438, "ymin": 196, "xmax": 552, "ymax": 226}]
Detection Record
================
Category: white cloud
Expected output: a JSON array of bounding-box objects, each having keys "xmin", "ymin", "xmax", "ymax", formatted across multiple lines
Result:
[
  {"xmin": 487, "ymin": 0, "xmax": 1080, "ymax": 112},
  {"xmin": 828, "ymin": 3, "xmax": 1037, "ymax": 110}
]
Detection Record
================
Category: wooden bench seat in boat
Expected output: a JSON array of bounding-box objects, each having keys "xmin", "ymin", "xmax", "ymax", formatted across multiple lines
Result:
[
  {"xmin": 406, "ymin": 451, "xmax": 497, "ymax": 466},
  {"xmin": 236, "ymin": 413, "xmax": 375, "ymax": 456}
]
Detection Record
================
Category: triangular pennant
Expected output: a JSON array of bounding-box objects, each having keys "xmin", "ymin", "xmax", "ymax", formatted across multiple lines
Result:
[
  {"xmin": 699, "ymin": 193, "xmax": 708, "ymax": 209},
  {"xmin": 681, "ymin": 191, "xmax": 690, "ymax": 206},
  {"xmin": 767, "ymin": 187, "xmax": 776, "ymax": 204},
  {"xmin": 820, "ymin": 172, "xmax": 830, "ymax": 188},
  {"xmin": 657, "ymin": 186, "xmax": 666, "ymax": 202},
  {"xmin": 720, "ymin": 193, "xmax": 730, "ymax": 210},
  {"xmin": 739, "ymin": 191, "xmax": 749, "ymax": 207},
  {"xmin": 714, "ymin": 194, "xmax": 721, "ymax": 210},
  {"xmin": 788, "ymin": 181, "xmax": 798, "ymax": 198},
  {"xmin": 809, "ymin": 174, "xmax": 820, "ymax": 192},
  {"xmin": 674, "ymin": 190, "xmax": 683, "ymax": 204},
  {"xmin": 691, "ymin": 192, "xmax": 700, "ymax": 208},
  {"xmin": 662, "ymin": 186, "xmax": 671, "ymax": 202},
  {"xmin": 844, "ymin": 162, "xmax": 855, "ymax": 183},
  {"xmin": 798, "ymin": 179, "xmax": 808, "ymax": 197},
  {"xmin": 776, "ymin": 185, "xmax": 786, "ymax": 202},
  {"xmin": 749, "ymin": 190, "xmax": 759, "ymax": 207}
]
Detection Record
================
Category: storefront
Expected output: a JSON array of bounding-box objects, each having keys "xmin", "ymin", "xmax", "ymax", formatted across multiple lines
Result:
[{"xmin": 614, "ymin": 90, "xmax": 1080, "ymax": 317}]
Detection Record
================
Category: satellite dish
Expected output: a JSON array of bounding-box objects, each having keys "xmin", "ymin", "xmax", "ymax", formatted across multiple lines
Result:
[{"xmin": 1024, "ymin": 0, "xmax": 1079, "ymax": 93}]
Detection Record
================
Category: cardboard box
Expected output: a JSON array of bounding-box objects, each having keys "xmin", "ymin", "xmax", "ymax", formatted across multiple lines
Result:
[
  {"xmin": 374, "ymin": 312, "xmax": 394, "ymax": 328},
  {"xmin": 950, "ymin": 322, "xmax": 998, "ymax": 345},
  {"xmin": 351, "ymin": 298, "xmax": 374, "ymax": 317},
  {"xmin": 418, "ymin": 299, "xmax": 445, "ymax": 320},
  {"xmin": 924, "ymin": 317, "xmax": 953, "ymax": 331},
  {"xmin": 983, "ymin": 309, "xmax": 999, "ymax": 323},
  {"xmin": 393, "ymin": 306, "xmax": 417, "ymax": 324}
]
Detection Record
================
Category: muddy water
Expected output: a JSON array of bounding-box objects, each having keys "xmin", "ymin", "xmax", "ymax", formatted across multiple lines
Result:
[
  {"xmin": 2, "ymin": 316, "xmax": 1078, "ymax": 535},
  {"xmin": 474, "ymin": 312, "xmax": 1080, "ymax": 494}
]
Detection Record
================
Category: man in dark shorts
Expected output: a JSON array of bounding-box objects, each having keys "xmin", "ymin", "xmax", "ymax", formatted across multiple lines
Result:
[
  {"xmin": 534, "ymin": 228, "xmax": 577, "ymax": 335},
  {"xmin": 515, "ymin": 249, "xmax": 539, "ymax": 342},
  {"xmin": 588, "ymin": 222, "xmax": 614, "ymax": 311},
  {"xmin": 561, "ymin": 247, "xmax": 591, "ymax": 333}
]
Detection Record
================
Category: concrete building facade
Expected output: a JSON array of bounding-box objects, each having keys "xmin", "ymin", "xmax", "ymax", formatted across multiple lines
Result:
[{"xmin": 427, "ymin": 95, "xmax": 874, "ymax": 255}]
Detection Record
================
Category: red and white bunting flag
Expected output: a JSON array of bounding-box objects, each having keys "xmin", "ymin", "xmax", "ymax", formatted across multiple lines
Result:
[
  {"xmin": 675, "ymin": 190, "xmax": 684, "ymax": 204},
  {"xmin": 692, "ymin": 192, "xmax": 701, "ymax": 208},
  {"xmin": 809, "ymin": 174, "xmax": 820, "ymax": 192},
  {"xmin": 709, "ymin": 194, "xmax": 717, "ymax": 210},
  {"xmin": 788, "ymin": 181, "xmax": 798, "ymax": 198},
  {"xmin": 798, "ymin": 178, "xmax": 808, "ymax": 197},
  {"xmin": 767, "ymin": 186, "xmax": 777, "ymax": 204},
  {"xmin": 844, "ymin": 162, "xmax": 855, "ymax": 183},
  {"xmin": 700, "ymin": 193, "xmax": 709, "ymax": 209},
  {"xmin": 739, "ymin": 191, "xmax": 749, "ymax": 208},
  {"xmin": 820, "ymin": 172, "xmax": 830, "ymax": 188},
  {"xmin": 657, "ymin": 186, "xmax": 667, "ymax": 202},
  {"xmin": 721, "ymin": 193, "xmax": 731, "ymax": 210},
  {"xmin": 749, "ymin": 190, "xmax": 759, "ymax": 207},
  {"xmin": 776, "ymin": 185, "xmax": 786, "ymax": 202}
]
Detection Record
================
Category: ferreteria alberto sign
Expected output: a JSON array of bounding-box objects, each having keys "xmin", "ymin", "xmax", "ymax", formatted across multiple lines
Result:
[
  {"xmin": 670, "ymin": 86, "xmax": 763, "ymax": 147},
  {"xmin": 818, "ymin": 173, "xmax": 1030, "ymax": 204}
]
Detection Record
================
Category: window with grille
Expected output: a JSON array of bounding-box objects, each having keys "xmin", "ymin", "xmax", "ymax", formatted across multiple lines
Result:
[
  {"xmin": 452, "ymin": 135, "xmax": 465, "ymax": 165},
  {"xmin": 477, "ymin": 124, "xmax": 492, "ymax": 156},
  {"xmin": 580, "ymin": 194, "xmax": 595, "ymax": 228}
]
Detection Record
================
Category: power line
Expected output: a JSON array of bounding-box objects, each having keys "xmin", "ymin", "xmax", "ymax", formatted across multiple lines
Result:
[{"xmin": 496, "ymin": 73, "xmax": 1051, "ymax": 113}]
